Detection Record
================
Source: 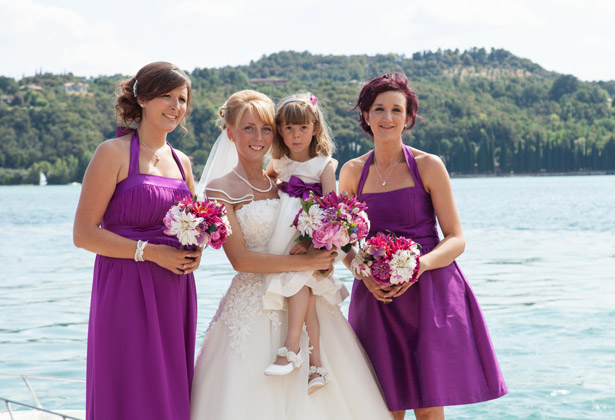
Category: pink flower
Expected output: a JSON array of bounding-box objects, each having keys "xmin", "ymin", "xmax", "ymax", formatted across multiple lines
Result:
[{"xmin": 312, "ymin": 222, "xmax": 341, "ymax": 250}]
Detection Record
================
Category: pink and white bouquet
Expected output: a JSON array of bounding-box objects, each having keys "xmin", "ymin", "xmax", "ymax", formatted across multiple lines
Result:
[
  {"xmin": 163, "ymin": 195, "xmax": 231, "ymax": 249},
  {"xmin": 351, "ymin": 232, "xmax": 421, "ymax": 286},
  {"xmin": 292, "ymin": 191, "xmax": 370, "ymax": 253}
]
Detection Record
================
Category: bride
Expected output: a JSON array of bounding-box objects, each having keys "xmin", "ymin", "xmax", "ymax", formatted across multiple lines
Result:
[{"xmin": 190, "ymin": 90, "xmax": 393, "ymax": 420}]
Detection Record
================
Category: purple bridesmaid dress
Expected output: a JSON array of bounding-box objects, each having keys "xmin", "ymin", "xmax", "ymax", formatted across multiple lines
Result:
[
  {"xmin": 348, "ymin": 146, "xmax": 507, "ymax": 411},
  {"xmin": 86, "ymin": 131, "xmax": 197, "ymax": 420}
]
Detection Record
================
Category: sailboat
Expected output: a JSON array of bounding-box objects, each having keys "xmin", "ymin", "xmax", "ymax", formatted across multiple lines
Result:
[{"xmin": 39, "ymin": 172, "xmax": 47, "ymax": 186}]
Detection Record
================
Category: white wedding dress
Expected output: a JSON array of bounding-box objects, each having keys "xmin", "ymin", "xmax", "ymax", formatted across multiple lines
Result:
[{"xmin": 190, "ymin": 198, "xmax": 393, "ymax": 420}]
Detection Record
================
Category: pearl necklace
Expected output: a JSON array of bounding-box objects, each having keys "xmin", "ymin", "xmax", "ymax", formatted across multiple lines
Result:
[
  {"xmin": 373, "ymin": 156, "xmax": 402, "ymax": 187},
  {"xmin": 232, "ymin": 169, "xmax": 274, "ymax": 193}
]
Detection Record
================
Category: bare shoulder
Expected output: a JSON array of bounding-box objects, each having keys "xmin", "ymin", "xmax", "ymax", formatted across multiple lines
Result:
[
  {"xmin": 205, "ymin": 172, "xmax": 249, "ymax": 203},
  {"xmin": 173, "ymin": 148, "xmax": 193, "ymax": 171},
  {"xmin": 93, "ymin": 135, "xmax": 130, "ymax": 165},
  {"xmin": 339, "ymin": 152, "xmax": 370, "ymax": 195},
  {"xmin": 411, "ymin": 148, "xmax": 449, "ymax": 192},
  {"xmin": 339, "ymin": 152, "xmax": 370, "ymax": 178}
]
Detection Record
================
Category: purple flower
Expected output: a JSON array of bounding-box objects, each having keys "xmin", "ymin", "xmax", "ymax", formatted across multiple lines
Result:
[{"xmin": 371, "ymin": 259, "xmax": 391, "ymax": 285}]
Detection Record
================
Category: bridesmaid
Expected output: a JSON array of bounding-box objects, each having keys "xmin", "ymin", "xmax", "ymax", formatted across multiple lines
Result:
[
  {"xmin": 339, "ymin": 73, "xmax": 507, "ymax": 420},
  {"xmin": 73, "ymin": 62, "xmax": 202, "ymax": 420}
]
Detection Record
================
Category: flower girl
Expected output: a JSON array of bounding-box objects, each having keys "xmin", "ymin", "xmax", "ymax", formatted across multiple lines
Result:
[{"xmin": 263, "ymin": 92, "xmax": 347, "ymax": 394}]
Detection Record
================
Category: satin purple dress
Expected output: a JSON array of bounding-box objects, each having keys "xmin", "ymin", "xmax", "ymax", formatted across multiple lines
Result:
[
  {"xmin": 86, "ymin": 131, "xmax": 197, "ymax": 420},
  {"xmin": 348, "ymin": 146, "xmax": 507, "ymax": 411}
]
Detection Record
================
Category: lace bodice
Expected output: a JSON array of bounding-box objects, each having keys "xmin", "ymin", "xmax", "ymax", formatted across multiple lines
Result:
[
  {"xmin": 207, "ymin": 199, "xmax": 282, "ymax": 357},
  {"xmin": 234, "ymin": 199, "xmax": 280, "ymax": 251}
]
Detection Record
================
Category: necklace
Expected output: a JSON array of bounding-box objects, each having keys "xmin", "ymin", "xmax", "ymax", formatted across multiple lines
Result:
[
  {"xmin": 232, "ymin": 169, "xmax": 274, "ymax": 193},
  {"xmin": 373, "ymin": 155, "xmax": 402, "ymax": 187},
  {"xmin": 140, "ymin": 141, "xmax": 166, "ymax": 165}
]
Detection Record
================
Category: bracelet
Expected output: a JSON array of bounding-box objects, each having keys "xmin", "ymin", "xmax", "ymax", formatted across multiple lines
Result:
[{"xmin": 135, "ymin": 240, "xmax": 148, "ymax": 262}]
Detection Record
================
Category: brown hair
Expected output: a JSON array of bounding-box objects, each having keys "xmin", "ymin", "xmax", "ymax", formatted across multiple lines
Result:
[
  {"xmin": 272, "ymin": 92, "xmax": 334, "ymax": 159},
  {"xmin": 116, "ymin": 61, "xmax": 192, "ymax": 130}
]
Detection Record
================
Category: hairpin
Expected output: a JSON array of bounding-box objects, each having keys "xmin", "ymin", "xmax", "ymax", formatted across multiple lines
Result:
[{"xmin": 133, "ymin": 79, "xmax": 138, "ymax": 97}]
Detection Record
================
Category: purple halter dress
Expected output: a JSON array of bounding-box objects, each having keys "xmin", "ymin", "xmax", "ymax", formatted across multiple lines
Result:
[
  {"xmin": 348, "ymin": 146, "xmax": 507, "ymax": 411},
  {"xmin": 86, "ymin": 131, "xmax": 197, "ymax": 420}
]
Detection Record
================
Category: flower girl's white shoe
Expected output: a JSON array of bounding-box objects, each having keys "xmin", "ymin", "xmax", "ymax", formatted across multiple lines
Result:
[
  {"xmin": 307, "ymin": 366, "xmax": 329, "ymax": 394},
  {"xmin": 264, "ymin": 347, "xmax": 303, "ymax": 376}
]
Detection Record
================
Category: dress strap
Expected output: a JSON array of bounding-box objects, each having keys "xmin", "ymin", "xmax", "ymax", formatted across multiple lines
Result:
[
  {"xmin": 128, "ymin": 129, "xmax": 186, "ymax": 180},
  {"xmin": 128, "ymin": 130, "xmax": 140, "ymax": 176},
  {"xmin": 403, "ymin": 145, "xmax": 425, "ymax": 190},
  {"xmin": 356, "ymin": 151, "xmax": 374, "ymax": 195},
  {"xmin": 169, "ymin": 145, "xmax": 186, "ymax": 181}
]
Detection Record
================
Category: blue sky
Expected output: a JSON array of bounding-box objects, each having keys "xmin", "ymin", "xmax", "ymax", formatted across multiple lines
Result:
[{"xmin": 1, "ymin": 0, "xmax": 613, "ymax": 82}]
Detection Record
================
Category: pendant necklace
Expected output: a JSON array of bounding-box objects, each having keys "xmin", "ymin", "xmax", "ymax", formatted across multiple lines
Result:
[
  {"xmin": 140, "ymin": 141, "xmax": 166, "ymax": 165},
  {"xmin": 374, "ymin": 155, "xmax": 402, "ymax": 187},
  {"xmin": 232, "ymin": 169, "xmax": 274, "ymax": 193}
]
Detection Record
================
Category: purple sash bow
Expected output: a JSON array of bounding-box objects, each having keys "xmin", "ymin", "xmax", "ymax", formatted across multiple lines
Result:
[{"xmin": 278, "ymin": 175, "xmax": 322, "ymax": 200}]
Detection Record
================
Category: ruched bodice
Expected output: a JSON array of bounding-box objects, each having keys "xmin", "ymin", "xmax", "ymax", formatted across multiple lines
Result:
[
  {"xmin": 357, "ymin": 146, "xmax": 439, "ymax": 251},
  {"xmin": 100, "ymin": 133, "xmax": 191, "ymax": 245}
]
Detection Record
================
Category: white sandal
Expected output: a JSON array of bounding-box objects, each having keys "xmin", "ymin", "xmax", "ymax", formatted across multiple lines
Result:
[
  {"xmin": 264, "ymin": 347, "xmax": 303, "ymax": 376},
  {"xmin": 307, "ymin": 365, "xmax": 329, "ymax": 394}
]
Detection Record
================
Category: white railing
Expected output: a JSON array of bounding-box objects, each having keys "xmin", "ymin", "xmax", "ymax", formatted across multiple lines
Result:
[{"xmin": 0, "ymin": 374, "xmax": 85, "ymax": 420}]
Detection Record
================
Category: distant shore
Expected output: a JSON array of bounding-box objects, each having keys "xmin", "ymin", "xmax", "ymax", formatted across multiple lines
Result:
[{"xmin": 450, "ymin": 170, "xmax": 614, "ymax": 178}]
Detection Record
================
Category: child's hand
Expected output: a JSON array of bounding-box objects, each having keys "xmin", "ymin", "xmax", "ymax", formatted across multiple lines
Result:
[
  {"xmin": 313, "ymin": 266, "xmax": 334, "ymax": 278},
  {"xmin": 289, "ymin": 241, "xmax": 310, "ymax": 255}
]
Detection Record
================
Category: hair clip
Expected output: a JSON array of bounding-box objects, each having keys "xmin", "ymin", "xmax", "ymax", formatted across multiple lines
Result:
[
  {"xmin": 133, "ymin": 79, "xmax": 138, "ymax": 97},
  {"xmin": 308, "ymin": 95, "xmax": 318, "ymax": 108}
]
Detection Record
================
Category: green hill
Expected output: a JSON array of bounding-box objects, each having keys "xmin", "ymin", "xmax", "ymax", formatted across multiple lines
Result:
[{"xmin": 1, "ymin": 48, "xmax": 614, "ymax": 184}]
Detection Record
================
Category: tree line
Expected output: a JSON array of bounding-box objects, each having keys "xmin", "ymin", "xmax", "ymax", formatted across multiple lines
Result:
[{"xmin": 0, "ymin": 48, "xmax": 614, "ymax": 185}]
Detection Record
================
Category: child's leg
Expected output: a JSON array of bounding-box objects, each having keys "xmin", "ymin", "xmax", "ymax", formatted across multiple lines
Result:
[
  {"xmin": 305, "ymin": 290, "xmax": 322, "ymax": 377},
  {"xmin": 274, "ymin": 285, "xmax": 310, "ymax": 365}
]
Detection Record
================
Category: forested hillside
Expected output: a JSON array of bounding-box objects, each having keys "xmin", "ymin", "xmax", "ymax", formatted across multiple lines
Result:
[{"xmin": 1, "ymin": 48, "xmax": 614, "ymax": 184}]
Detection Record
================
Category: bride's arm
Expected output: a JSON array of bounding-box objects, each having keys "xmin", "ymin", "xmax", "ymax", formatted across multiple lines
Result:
[{"xmin": 221, "ymin": 203, "xmax": 336, "ymax": 273}]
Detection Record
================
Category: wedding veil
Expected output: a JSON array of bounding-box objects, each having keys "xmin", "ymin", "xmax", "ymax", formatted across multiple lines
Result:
[{"xmin": 195, "ymin": 130, "xmax": 255, "ymax": 204}]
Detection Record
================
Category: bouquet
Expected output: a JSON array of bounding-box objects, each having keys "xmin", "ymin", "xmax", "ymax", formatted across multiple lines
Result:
[
  {"xmin": 351, "ymin": 232, "xmax": 421, "ymax": 286},
  {"xmin": 163, "ymin": 195, "xmax": 231, "ymax": 249},
  {"xmin": 293, "ymin": 191, "xmax": 370, "ymax": 253}
]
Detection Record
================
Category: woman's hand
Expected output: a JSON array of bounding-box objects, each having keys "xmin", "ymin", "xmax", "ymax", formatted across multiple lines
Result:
[
  {"xmin": 182, "ymin": 246, "xmax": 203, "ymax": 275},
  {"xmin": 145, "ymin": 244, "xmax": 203, "ymax": 275},
  {"xmin": 355, "ymin": 273, "xmax": 394, "ymax": 303},
  {"xmin": 289, "ymin": 241, "xmax": 310, "ymax": 255},
  {"xmin": 390, "ymin": 281, "xmax": 415, "ymax": 298},
  {"xmin": 306, "ymin": 248, "xmax": 337, "ymax": 272}
]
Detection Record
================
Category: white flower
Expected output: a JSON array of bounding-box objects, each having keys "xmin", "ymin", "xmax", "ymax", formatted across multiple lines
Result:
[
  {"xmin": 389, "ymin": 249, "xmax": 418, "ymax": 285},
  {"xmin": 167, "ymin": 212, "xmax": 204, "ymax": 246},
  {"xmin": 296, "ymin": 204, "xmax": 325, "ymax": 237},
  {"xmin": 409, "ymin": 242, "xmax": 420, "ymax": 255},
  {"xmin": 350, "ymin": 250, "xmax": 371, "ymax": 278}
]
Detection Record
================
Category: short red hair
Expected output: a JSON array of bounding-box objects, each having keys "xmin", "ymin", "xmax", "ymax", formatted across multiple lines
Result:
[{"xmin": 355, "ymin": 73, "xmax": 420, "ymax": 137}]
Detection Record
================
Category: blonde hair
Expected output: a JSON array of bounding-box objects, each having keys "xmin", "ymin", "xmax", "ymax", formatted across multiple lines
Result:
[
  {"xmin": 217, "ymin": 90, "xmax": 275, "ymax": 130},
  {"xmin": 272, "ymin": 92, "xmax": 335, "ymax": 159}
]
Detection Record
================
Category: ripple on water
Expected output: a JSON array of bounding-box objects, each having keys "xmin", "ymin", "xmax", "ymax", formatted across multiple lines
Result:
[{"xmin": 2, "ymin": 179, "xmax": 614, "ymax": 417}]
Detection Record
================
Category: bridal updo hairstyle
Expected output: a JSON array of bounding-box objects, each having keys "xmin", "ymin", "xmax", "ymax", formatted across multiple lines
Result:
[
  {"xmin": 272, "ymin": 92, "xmax": 334, "ymax": 159},
  {"xmin": 116, "ymin": 61, "xmax": 192, "ymax": 130},
  {"xmin": 217, "ymin": 89, "xmax": 275, "ymax": 131},
  {"xmin": 355, "ymin": 72, "xmax": 420, "ymax": 138}
]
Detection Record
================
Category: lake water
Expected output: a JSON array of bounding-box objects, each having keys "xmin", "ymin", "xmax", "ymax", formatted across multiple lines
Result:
[{"xmin": 1, "ymin": 175, "xmax": 614, "ymax": 419}]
